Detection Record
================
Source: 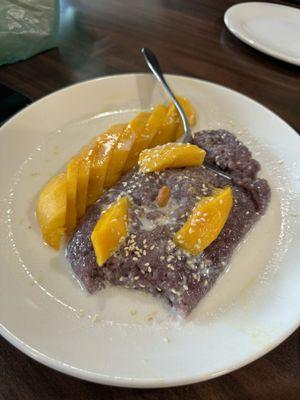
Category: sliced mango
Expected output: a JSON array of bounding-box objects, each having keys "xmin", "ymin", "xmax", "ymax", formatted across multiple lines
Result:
[
  {"xmin": 66, "ymin": 156, "xmax": 80, "ymax": 236},
  {"xmin": 76, "ymin": 146, "xmax": 92, "ymax": 220},
  {"xmin": 105, "ymin": 113, "xmax": 145, "ymax": 187},
  {"xmin": 138, "ymin": 143, "xmax": 206, "ymax": 173},
  {"xmin": 86, "ymin": 135, "xmax": 112, "ymax": 206},
  {"xmin": 91, "ymin": 196, "xmax": 130, "ymax": 266},
  {"xmin": 140, "ymin": 104, "xmax": 168, "ymax": 150},
  {"xmin": 174, "ymin": 187, "xmax": 233, "ymax": 255},
  {"xmin": 123, "ymin": 112, "xmax": 151, "ymax": 172},
  {"xmin": 36, "ymin": 96, "xmax": 198, "ymax": 249},
  {"xmin": 36, "ymin": 172, "xmax": 67, "ymax": 250},
  {"xmin": 123, "ymin": 106, "xmax": 168, "ymax": 169},
  {"xmin": 173, "ymin": 96, "xmax": 197, "ymax": 140},
  {"xmin": 150, "ymin": 103, "xmax": 179, "ymax": 147},
  {"xmin": 87, "ymin": 124, "xmax": 125, "ymax": 206}
]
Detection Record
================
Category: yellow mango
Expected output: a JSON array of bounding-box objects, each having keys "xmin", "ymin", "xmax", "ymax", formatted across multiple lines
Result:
[
  {"xmin": 76, "ymin": 145, "xmax": 92, "ymax": 220},
  {"xmin": 36, "ymin": 172, "xmax": 67, "ymax": 250},
  {"xmin": 138, "ymin": 143, "xmax": 206, "ymax": 173},
  {"xmin": 66, "ymin": 156, "xmax": 80, "ymax": 236},
  {"xmin": 91, "ymin": 196, "xmax": 129, "ymax": 266},
  {"xmin": 36, "ymin": 96, "xmax": 198, "ymax": 249},
  {"xmin": 105, "ymin": 113, "xmax": 145, "ymax": 187},
  {"xmin": 123, "ymin": 112, "xmax": 151, "ymax": 172},
  {"xmin": 141, "ymin": 104, "xmax": 168, "ymax": 150},
  {"xmin": 174, "ymin": 187, "xmax": 233, "ymax": 255},
  {"xmin": 150, "ymin": 103, "xmax": 179, "ymax": 147},
  {"xmin": 86, "ymin": 136, "xmax": 113, "ymax": 206},
  {"xmin": 123, "ymin": 106, "xmax": 168, "ymax": 171},
  {"xmin": 173, "ymin": 96, "xmax": 197, "ymax": 140},
  {"xmin": 87, "ymin": 124, "xmax": 125, "ymax": 206}
]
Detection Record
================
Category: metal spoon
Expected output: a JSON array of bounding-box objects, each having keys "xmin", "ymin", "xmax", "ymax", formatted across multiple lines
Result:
[{"xmin": 141, "ymin": 47, "xmax": 231, "ymax": 180}]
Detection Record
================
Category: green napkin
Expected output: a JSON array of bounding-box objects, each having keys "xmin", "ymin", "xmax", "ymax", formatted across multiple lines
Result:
[{"xmin": 0, "ymin": 0, "xmax": 59, "ymax": 66}]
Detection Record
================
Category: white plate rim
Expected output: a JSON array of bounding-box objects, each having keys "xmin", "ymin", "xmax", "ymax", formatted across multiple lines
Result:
[
  {"xmin": 224, "ymin": 2, "xmax": 300, "ymax": 66},
  {"xmin": 1, "ymin": 318, "xmax": 299, "ymax": 388},
  {"xmin": 0, "ymin": 73, "xmax": 299, "ymax": 388}
]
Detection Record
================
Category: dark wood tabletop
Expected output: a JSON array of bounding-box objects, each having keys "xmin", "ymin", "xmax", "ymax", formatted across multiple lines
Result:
[{"xmin": 0, "ymin": 0, "xmax": 299, "ymax": 398}]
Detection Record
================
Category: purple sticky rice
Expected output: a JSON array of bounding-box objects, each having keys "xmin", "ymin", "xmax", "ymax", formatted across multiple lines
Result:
[{"xmin": 66, "ymin": 130, "xmax": 270, "ymax": 316}]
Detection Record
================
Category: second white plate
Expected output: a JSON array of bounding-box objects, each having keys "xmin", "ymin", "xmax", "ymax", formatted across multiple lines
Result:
[{"xmin": 224, "ymin": 2, "xmax": 300, "ymax": 66}]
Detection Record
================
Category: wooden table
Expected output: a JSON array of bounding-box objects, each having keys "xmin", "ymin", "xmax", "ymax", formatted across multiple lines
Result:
[{"xmin": 0, "ymin": 1, "xmax": 299, "ymax": 398}]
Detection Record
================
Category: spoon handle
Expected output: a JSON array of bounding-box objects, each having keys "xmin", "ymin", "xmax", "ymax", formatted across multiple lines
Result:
[
  {"xmin": 141, "ymin": 48, "xmax": 192, "ymax": 143},
  {"xmin": 141, "ymin": 48, "xmax": 231, "ymax": 181}
]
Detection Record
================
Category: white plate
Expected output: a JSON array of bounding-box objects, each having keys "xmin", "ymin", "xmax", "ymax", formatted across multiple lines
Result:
[
  {"xmin": 0, "ymin": 74, "xmax": 300, "ymax": 388},
  {"xmin": 224, "ymin": 2, "xmax": 300, "ymax": 66}
]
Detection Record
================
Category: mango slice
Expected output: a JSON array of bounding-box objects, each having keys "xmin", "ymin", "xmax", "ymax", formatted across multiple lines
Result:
[
  {"xmin": 87, "ymin": 124, "xmax": 126, "ymax": 206},
  {"xmin": 66, "ymin": 156, "xmax": 80, "ymax": 236},
  {"xmin": 138, "ymin": 143, "xmax": 206, "ymax": 173},
  {"xmin": 124, "ymin": 106, "xmax": 167, "ymax": 170},
  {"xmin": 105, "ymin": 113, "xmax": 147, "ymax": 186},
  {"xmin": 173, "ymin": 96, "xmax": 197, "ymax": 140},
  {"xmin": 141, "ymin": 104, "xmax": 168, "ymax": 150},
  {"xmin": 86, "ymin": 134, "xmax": 113, "ymax": 206},
  {"xmin": 150, "ymin": 103, "xmax": 179, "ymax": 147},
  {"xmin": 174, "ymin": 187, "xmax": 233, "ymax": 255},
  {"xmin": 150, "ymin": 97, "xmax": 196, "ymax": 146},
  {"xmin": 91, "ymin": 196, "xmax": 129, "ymax": 266},
  {"xmin": 76, "ymin": 145, "xmax": 93, "ymax": 219},
  {"xmin": 123, "ymin": 112, "xmax": 151, "ymax": 172},
  {"xmin": 36, "ymin": 172, "xmax": 67, "ymax": 250}
]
